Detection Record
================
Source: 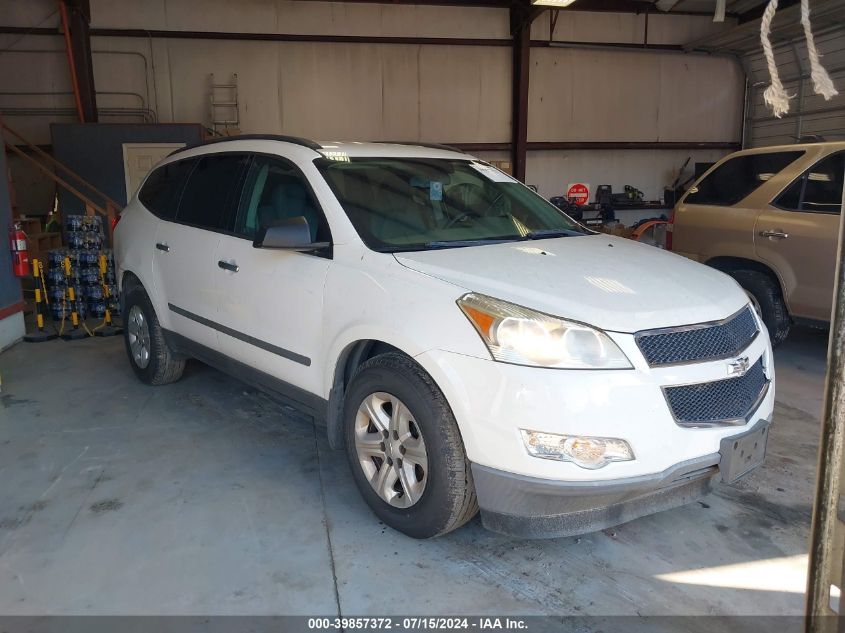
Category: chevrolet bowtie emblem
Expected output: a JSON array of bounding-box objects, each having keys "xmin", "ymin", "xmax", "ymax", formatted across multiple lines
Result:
[{"xmin": 727, "ymin": 356, "xmax": 750, "ymax": 377}]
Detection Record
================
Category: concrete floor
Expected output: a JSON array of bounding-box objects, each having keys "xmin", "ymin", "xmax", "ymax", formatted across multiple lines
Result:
[{"xmin": 0, "ymin": 326, "xmax": 829, "ymax": 616}]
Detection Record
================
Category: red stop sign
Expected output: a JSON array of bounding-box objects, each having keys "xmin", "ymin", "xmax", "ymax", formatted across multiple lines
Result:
[{"xmin": 567, "ymin": 183, "xmax": 590, "ymax": 205}]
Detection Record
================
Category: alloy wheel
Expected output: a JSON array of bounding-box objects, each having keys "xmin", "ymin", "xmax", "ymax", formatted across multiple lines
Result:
[{"xmin": 127, "ymin": 304, "xmax": 151, "ymax": 369}]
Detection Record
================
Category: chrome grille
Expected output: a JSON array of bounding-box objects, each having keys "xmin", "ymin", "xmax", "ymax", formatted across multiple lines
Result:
[
  {"xmin": 636, "ymin": 306, "xmax": 758, "ymax": 367},
  {"xmin": 663, "ymin": 358, "xmax": 768, "ymax": 427}
]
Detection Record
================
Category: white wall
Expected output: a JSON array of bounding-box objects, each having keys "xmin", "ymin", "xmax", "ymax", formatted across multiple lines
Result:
[
  {"xmin": 525, "ymin": 45, "xmax": 743, "ymax": 197},
  {"xmin": 0, "ymin": 0, "xmax": 743, "ymax": 203}
]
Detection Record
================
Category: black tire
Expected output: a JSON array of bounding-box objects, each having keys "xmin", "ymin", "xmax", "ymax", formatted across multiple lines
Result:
[
  {"xmin": 122, "ymin": 283, "xmax": 185, "ymax": 385},
  {"xmin": 729, "ymin": 269, "xmax": 791, "ymax": 346},
  {"xmin": 343, "ymin": 352, "xmax": 478, "ymax": 538}
]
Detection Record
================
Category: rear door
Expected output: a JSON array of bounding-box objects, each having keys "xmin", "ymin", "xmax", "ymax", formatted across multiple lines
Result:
[
  {"xmin": 672, "ymin": 150, "xmax": 805, "ymax": 264},
  {"xmin": 137, "ymin": 157, "xmax": 194, "ymax": 318},
  {"xmin": 153, "ymin": 153, "xmax": 249, "ymax": 350},
  {"xmin": 754, "ymin": 151, "xmax": 844, "ymax": 322},
  {"xmin": 214, "ymin": 154, "xmax": 332, "ymax": 396}
]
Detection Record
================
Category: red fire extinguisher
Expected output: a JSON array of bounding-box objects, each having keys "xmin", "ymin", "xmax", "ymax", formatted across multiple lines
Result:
[{"xmin": 10, "ymin": 222, "xmax": 30, "ymax": 277}]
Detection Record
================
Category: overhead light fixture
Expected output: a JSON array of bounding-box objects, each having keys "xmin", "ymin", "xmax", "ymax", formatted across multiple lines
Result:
[{"xmin": 531, "ymin": 0, "xmax": 577, "ymax": 6}]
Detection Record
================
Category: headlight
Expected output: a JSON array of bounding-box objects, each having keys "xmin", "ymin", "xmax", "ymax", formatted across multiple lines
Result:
[
  {"xmin": 457, "ymin": 293, "xmax": 632, "ymax": 369},
  {"xmin": 520, "ymin": 430, "xmax": 634, "ymax": 469}
]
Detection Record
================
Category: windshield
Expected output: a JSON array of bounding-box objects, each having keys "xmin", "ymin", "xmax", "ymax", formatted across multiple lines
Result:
[{"xmin": 315, "ymin": 157, "xmax": 587, "ymax": 252}]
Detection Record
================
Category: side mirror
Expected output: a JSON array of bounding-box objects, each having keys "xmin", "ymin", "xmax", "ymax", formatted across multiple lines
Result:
[{"xmin": 253, "ymin": 216, "xmax": 329, "ymax": 251}]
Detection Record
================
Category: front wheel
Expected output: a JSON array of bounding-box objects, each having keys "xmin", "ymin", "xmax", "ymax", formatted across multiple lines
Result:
[
  {"xmin": 343, "ymin": 352, "xmax": 477, "ymax": 538},
  {"xmin": 729, "ymin": 269, "xmax": 791, "ymax": 347}
]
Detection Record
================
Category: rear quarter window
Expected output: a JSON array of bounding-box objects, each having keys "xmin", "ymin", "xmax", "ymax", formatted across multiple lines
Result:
[
  {"xmin": 775, "ymin": 151, "xmax": 844, "ymax": 214},
  {"xmin": 137, "ymin": 159, "xmax": 195, "ymax": 220},
  {"xmin": 684, "ymin": 151, "xmax": 804, "ymax": 207}
]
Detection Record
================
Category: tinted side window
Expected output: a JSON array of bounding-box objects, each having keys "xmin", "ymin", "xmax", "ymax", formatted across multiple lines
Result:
[
  {"xmin": 775, "ymin": 175, "xmax": 803, "ymax": 211},
  {"xmin": 177, "ymin": 154, "xmax": 249, "ymax": 231},
  {"xmin": 774, "ymin": 152, "xmax": 844, "ymax": 214},
  {"xmin": 685, "ymin": 151, "xmax": 804, "ymax": 206},
  {"xmin": 235, "ymin": 156, "xmax": 330, "ymax": 242},
  {"xmin": 137, "ymin": 159, "xmax": 194, "ymax": 220},
  {"xmin": 802, "ymin": 153, "xmax": 843, "ymax": 213}
]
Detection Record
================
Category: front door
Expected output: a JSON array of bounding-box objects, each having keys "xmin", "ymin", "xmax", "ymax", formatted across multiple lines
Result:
[
  {"xmin": 754, "ymin": 152, "xmax": 844, "ymax": 321},
  {"xmin": 214, "ymin": 154, "xmax": 332, "ymax": 396}
]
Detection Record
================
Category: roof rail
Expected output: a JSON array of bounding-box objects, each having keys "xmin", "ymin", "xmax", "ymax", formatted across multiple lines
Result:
[
  {"xmin": 169, "ymin": 134, "xmax": 322, "ymax": 157},
  {"xmin": 375, "ymin": 141, "xmax": 466, "ymax": 154}
]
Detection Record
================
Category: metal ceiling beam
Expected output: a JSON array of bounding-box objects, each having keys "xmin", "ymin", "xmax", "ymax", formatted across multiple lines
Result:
[
  {"xmin": 0, "ymin": 25, "xmax": 721, "ymax": 51},
  {"xmin": 0, "ymin": 25, "xmax": 740, "ymax": 51},
  {"xmin": 737, "ymin": 0, "xmax": 798, "ymax": 23}
]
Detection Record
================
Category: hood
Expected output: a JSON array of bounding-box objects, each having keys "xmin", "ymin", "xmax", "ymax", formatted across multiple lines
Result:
[{"xmin": 394, "ymin": 235, "xmax": 748, "ymax": 333}]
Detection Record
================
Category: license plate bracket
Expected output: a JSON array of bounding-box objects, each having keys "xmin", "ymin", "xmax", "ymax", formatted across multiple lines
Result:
[{"xmin": 719, "ymin": 421, "xmax": 770, "ymax": 483}]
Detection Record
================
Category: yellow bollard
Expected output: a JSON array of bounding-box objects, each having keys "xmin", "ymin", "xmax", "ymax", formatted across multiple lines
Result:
[
  {"xmin": 24, "ymin": 259, "xmax": 57, "ymax": 343},
  {"xmin": 93, "ymin": 252, "xmax": 121, "ymax": 337},
  {"xmin": 60, "ymin": 256, "xmax": 87, "ymax": 341}
]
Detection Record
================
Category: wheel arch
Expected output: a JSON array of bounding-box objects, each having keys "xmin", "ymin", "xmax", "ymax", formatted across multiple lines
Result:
[
  {"xmin": 705, "ymin": 256, "xmax": 787, "ymax": 301},
  {"xmin": 120, "ymin": 270, "xmax": 144, "ymax": 312},
  {"xmin": 325, "ymin": 339, "xmax": 407, "ymax": 450},
  {"xmin": 121, "ymin": 270, "xmax": 143, "ymax": 291}
]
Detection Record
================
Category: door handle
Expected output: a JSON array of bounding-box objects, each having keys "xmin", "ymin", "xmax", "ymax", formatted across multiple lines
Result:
[
  {"xmin": 156, "ymin": 242, "xmax": 170, "ymax": 252},
  {"xmin": 759, "ymin": 229, "xmax": 789, "ymax": 240},
  {"xmin": 218, "ymin": 260, "xmax": 239, "ymax": 273}
]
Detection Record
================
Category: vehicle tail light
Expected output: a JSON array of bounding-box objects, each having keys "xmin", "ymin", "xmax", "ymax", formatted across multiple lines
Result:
[
  {"xmin": 665, "ymin": 208, "xmax": 675, "ymax": 251},
  {"xmin": 111, "ymin": 214, "xmax": 121, "ymax": 231}
]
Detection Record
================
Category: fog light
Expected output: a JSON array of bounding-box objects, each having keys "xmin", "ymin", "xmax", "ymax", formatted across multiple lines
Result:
[{"xmin": 520, "ymin": 430, "xmax": 634, "ymax": 469}]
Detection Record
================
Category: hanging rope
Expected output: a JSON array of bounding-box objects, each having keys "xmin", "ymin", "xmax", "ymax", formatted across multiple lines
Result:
[
  {"xmin": 759, "ymin": 0, "xmax": 839, "ymax": 118},
  {"xmin": 760, "ymin": 0, "xmax": 793, "ymax": 118},
  {"xmin": 800, "ymin": 0, "xmax": 839, "ymax": 101},
  {"xmin": 714, "ymin": 0, "xmax": 726, "ymax": 23}
]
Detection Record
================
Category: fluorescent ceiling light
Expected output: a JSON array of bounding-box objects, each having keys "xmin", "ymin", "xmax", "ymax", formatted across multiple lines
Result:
[{"xmin": 532, "ymin": 0, "xmax": 577, "ymax": 6}]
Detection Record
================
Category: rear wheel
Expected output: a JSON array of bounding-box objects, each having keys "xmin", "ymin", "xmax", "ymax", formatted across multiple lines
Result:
[
  {"xmin": 122, "ymin": 284, "xmax": 185, "ymax": 385},
  {"xmin": 729, "ymin": 269, "xmax": 791, "ymax": 346},
  {"xmin": 343, "ymin": 352, "xmax": 477, "ymax": 538}
]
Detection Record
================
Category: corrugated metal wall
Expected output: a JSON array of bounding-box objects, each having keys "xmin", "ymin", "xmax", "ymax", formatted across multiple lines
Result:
[
  {"xmin": 0, "ymin": 0, "xmax": 745, "ymax": 201},
  {"xmin": 745, "ymin": 26, "xmax": 845, "ymax": 147}
]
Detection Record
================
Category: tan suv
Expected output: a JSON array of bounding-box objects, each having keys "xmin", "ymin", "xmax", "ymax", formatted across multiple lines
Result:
[{"xmin": 669, "ymin": 142, "xmax": 845, "ymax": 345}]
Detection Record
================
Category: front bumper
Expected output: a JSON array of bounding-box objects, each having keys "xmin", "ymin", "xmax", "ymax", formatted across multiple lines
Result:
[
  {"xmin": 413, "ymin": 309, "xmax": 775, "ymax": 537},
  {"xmin": 472, "ymin": 418, "xmax": 770, "ymax": 538},
  {"xmin": 416, "ymin": 326, "xmax": 774, "ymax": 482}
]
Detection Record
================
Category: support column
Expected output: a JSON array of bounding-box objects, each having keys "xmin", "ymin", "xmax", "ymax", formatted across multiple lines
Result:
[
  {"xmin": 60, "ymin": 0, "xmax": 97, "ymax": 122},
  {"xmin": 510, "ymin": 2, "xmax": 541, "ymax": 183}
]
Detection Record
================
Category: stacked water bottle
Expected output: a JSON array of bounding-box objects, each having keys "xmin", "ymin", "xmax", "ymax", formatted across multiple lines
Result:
[{"xmin": 44, "ymin": 215, "xmax": 120, "ymax": 324}]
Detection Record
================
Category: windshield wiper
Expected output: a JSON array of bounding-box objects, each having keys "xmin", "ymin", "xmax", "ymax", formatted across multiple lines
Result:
[{"xmin": 524, "ymin": 229, "xmax": 580, "ymax": 240}]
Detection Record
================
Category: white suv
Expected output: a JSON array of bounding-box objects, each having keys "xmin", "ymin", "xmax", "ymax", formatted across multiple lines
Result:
[{"xmin": 115, "ymin": 136, "xmax": 775, "ymax": 539}]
